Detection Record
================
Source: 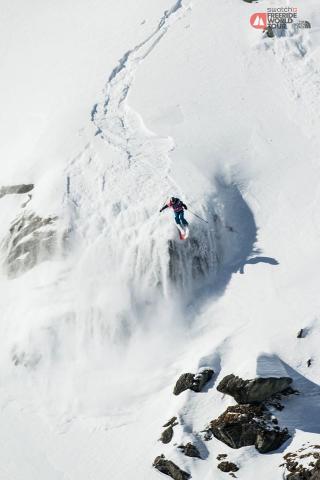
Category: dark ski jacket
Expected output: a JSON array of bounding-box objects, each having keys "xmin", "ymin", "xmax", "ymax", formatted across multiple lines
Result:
[{"xmin": 160, "ymin": 198, "xmax": 187, "ymax": 213}]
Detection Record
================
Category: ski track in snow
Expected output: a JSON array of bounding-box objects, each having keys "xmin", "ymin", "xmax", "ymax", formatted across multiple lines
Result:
[{"xmin": 91, "ymin": 0, "xmax": 191, "ymax": 194}]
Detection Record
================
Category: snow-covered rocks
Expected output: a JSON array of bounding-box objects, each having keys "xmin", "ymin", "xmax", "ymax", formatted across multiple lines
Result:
[
  {"xmin": 153, "ymin": 455, "xmax": 190, "ymax": 480},
  {"xmin": 208, "ymin": 404, "xmax": 289, "ymax": 453},
  {"xmin": 1, "ymin": 211, "xmax": 63, "ymax": 278},
  {"xmin": 282, "ymin": 446, "xmax": 320, "ymax": 480},
  {"xmin": 173, "ymin": 369, "xmax": 214, "ymax": 395},
  {"xmin": 217, "ymin": 374, "xmax": 293, "ymax": 404},
  {"xmin": 177, "ymin": 443, "xmax": 201, "ymax": 459}
]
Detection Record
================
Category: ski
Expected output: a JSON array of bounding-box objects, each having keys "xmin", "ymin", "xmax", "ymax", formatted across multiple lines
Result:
[{"xmin": 177, "ymin": 225, "xmax": 189, "ymax": 240}]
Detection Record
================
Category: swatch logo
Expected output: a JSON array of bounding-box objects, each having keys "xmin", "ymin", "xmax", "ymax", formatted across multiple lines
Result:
[{"xmin": 250, "ymin": 13, "xmax": 267, "ymax": 29}]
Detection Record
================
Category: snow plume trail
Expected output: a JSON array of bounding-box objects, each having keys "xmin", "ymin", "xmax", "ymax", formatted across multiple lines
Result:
[
  {"xmin": 0, "ymin": 0, "xmax": 254, "ymax": 422},
  {"xmin": 39, "ymin": 0, "xmax": 239, "ymax": 411},
  {"xmin": 66, "ymin": 0, "xmax": 224, "ymax": 305}
]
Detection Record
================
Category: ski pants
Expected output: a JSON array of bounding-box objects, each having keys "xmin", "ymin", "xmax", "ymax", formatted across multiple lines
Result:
[{"xmin": 174, "ymin": 210, "xmax": 188, "ymax": 226}]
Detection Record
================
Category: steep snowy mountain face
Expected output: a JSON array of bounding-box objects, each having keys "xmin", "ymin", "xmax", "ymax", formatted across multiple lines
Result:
[{"xmin": 0, "ymin": 0, "xmax": 320, "ymax": 479}]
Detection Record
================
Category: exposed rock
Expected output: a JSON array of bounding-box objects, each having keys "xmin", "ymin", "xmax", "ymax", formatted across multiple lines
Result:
[
  {"xmin": 163, "ymin": 416, "xmax": 178, "ymax": 428},
  {"xmin": 160, "ymin": 426, "xmax": 174, "ymax": 444},
  {"xmin": 0, "ymin": 184, "xmax": 34, "ymax": 198},
  {"xmin": 174, "ymin": 373, "xmax": 194, "ymax": 395},
  {"xmin": 266, "ymin": 386, "xmax": 299, "ymax": 411},
  {"xmin": 307, "ymin": 359, "xmax": 312, "ymax": 368},
  {"xmin": 282, "ymin": 446, "xmax": 320, "ymax": 479},
  {"xmin": 153, "ymin": 455, "xmax": 190, "ymax": 480},
  {"xmin": 310, "ymin": 460, "xmax": 320, "ymax": 480},
  {"xmin": 218, "ymin": 461, "xmax": 239, "ymax": 473},
  {"xmin": 217, "ymin": 374, "xmax": 292, "ymax": 404},
  {"xmin": 297, "ymin": 329, "xmax": 304, "ymax": 339},
  {"xmin": 217, "ymin": 454, "xmax": 228, "ymax": 461},
  {"xmin": 256, "ymin": 427, "xmax": 289, "ymax": 454},
  {"xmin": 173, "ymin": 369, "xmax": 214, "ymax": 395},
  {"xmin": 178, "ymin": 443, "xmax": 201, "ymax": 458},
  {"xmin": 209, "ymin": 404, "xmax": 289, "ymax": 453},
  {"xmin": 193, "ymin": 369, "xmax": 214, "ymax": 392},
  {"xmin": 1, "ymin": 212, "xmax": 65, "ymax": 278}
]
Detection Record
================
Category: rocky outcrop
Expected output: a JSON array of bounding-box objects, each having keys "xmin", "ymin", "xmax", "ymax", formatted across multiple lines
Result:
[
  {"xmin": 218, "ymin": 461, "xmax": 239, "ymax": 473},
  {"xmin": 160, "ymin": 417, "xmax": 178, "ymax": 444},
  {"xmin": 160, "ymin": 426, "xmax": 174, "ymax": 444},
  {"xmin": 282, "ymin": 446, "xmax": 320, "ymax": 479},
  {"xmin": 217, "ymin": 454, "xmax": 228, "ymax": 461},
  {"xmin": 0, "ymin": 184, "xmax": 34, "ymax": 198},
  {"xmin": 178, "ymin": 443, "xmax": 201, "ymax": 459},
  {"xmin": 163, "ymin": 417, "xmax": 178, "ymax": 428},
  {"xmin": 173, "ymin": 369, "xmax": 214, "ymax": 395},
  {"xmin": 209, "ymin": 404, "xmax": 289, "ymax": 453},
  {"xmin": 153, "ymin": 455, "xmax": 190, "ymax": 480},
  {"xmin": 1, "ymin": 212, "xmax": 64, "ymax": 278},
  {"xmin": 217, "ymin": 374, "xmax": 292, "ymax": 404}
]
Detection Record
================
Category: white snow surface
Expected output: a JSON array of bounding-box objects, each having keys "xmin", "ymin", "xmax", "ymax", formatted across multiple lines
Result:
[{"xmin": 0, "ymin": 0, "xmax": 320, "ymax": 478}]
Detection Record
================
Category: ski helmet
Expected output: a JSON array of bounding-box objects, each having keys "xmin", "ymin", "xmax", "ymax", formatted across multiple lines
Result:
[{"xmin": 171, "ymin": 196, "xmax": 177, "ymax": 203}]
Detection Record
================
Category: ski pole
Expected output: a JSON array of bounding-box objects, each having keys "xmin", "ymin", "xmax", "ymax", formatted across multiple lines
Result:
[{"xmin": 188, "ymin": 209, "xmax": 208, "ymax": 224}]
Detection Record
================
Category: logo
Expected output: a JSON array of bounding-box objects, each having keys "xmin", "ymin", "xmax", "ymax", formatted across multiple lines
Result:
[
  {"xmin": 250, "ymin": 13, "xmax": 267, "ymax": 29},
  {"xmin": 249, "ymin": 7, "xmax": 311, "ymax": 31}
]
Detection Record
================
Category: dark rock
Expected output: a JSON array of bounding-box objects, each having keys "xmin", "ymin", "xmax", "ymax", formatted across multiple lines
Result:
[
  {"xmin": 311, "ymin": 460, "xmax": 320, "ymax": 480},
  {"xmin": 256, "ymin": 427, "xmax": 289, "ymax": 454},
  {"xmin": 218, "ymin": 461, "xmax": 239, "ymax": 473},
  {"xmin": 178, "ymin": 443, "xmax": 201, "ymax": 458},
  {"xmin": 210, "ymin": 404, "xmax": 261, "ymax": 449},
  {"xmin": 160, "ymin": 426, "xmax": 174, "ymax": 444},
  {"xmin": 297, "ymin": 329, "xmax": 304, "ymax": 339},
  {"xmin": 202, "ymin": 429, "xmax": 213, "ymax": 441},
  {"xmin": 283, "ymin": 450, "xmax": 320, "ymax": 479},
  {"xmin": 266, "ymin": 387, "xmax": 298, "ymax": 412},
  {"xmin": 217, "ymin": 454, "xmax": 228, "ymax": 461},
  {"xmin": 209, "ymin": 404, "xmax": 289, "ymax": 453},
  {"xmin": 174, "ymin": 369, "xmax": 214, "ymax": 395},
  {"xmin": 163, "ymin": 416, "xmax": 178, "ymax": 428},
  {"xmin": 307, "ymin": 359, "xmax": 312, "ymax": 368},
  {"xmin": 153, "ymin": 455, "xmax": 190, "ymax": 480},
  {"xmin": 217, "ymin": 374, "xmax": 292, "ymax": 404},
  {"xmin": 0, "ymin": 184, "xmax": 34, "ymax": 198},
  {"xmin": 174, "ymin": 373, "xmax": 194, "ymax": 395},
  {"xmin": 193, "ymin": 369, "xmax": 214, "ymax": 392}
]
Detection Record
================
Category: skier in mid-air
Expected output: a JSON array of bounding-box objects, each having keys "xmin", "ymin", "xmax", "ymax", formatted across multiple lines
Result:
[{"xmin": 160, "ymin": 197, "xmax": 188, "ymax": 227}]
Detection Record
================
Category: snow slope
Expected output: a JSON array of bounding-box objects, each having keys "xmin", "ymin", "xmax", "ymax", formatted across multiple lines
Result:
[{"xmin": 0, "ymin": 0, "xmax": 320, "ymax": 478}]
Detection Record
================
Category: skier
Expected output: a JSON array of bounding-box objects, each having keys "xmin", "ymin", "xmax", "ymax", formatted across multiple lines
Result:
[{"xmin": 160, "ymin": 197, "xmax": 189, "ymax": 227}]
